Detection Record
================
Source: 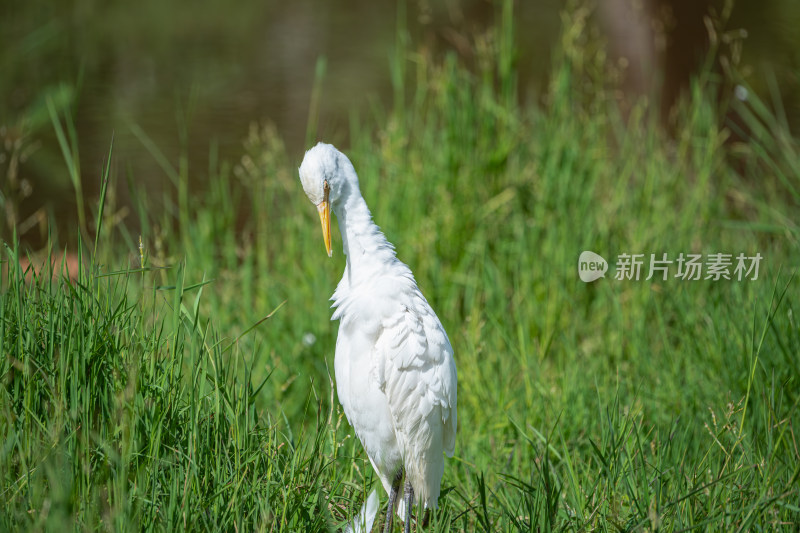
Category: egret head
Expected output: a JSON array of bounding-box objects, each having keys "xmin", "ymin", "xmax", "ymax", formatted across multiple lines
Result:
[{"xmin": 299, "ymin": 143, "xmax": 358, "ymax": 257}]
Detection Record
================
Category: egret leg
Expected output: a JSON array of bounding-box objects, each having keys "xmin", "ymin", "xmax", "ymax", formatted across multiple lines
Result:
[
  {"xmin": 383, "ymin": 469, "xmax": 403, "ymax": 533},
  {"xmin": 402, "ymin": 479, "xmax": 414, "ymax": 533}
]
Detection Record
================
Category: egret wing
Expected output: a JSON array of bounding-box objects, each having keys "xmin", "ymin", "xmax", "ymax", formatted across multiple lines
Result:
[{"xmin": 372, "ymin": 288, "xmax": 457, "ymax": 506}]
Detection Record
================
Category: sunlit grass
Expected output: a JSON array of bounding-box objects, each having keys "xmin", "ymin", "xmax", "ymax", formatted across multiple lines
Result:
[{"xmin": 2, "ymin": 2, "xmax": 799, "ymax": 531}]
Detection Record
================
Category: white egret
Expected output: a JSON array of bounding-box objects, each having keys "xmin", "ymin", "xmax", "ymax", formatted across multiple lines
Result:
[{"xmin": 299, "ymin": 143, "xmax": 458, "ymax": 533}]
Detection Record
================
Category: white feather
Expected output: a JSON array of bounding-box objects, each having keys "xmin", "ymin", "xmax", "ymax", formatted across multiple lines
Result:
[{"xmin": 344, "ymin": 489, "xmax": 379, "ymax": 533}]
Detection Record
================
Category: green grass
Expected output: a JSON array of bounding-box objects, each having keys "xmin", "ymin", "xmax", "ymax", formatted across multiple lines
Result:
[{"xmin": 2, "ymin": 2, "xmax": 799, "ymax": 531}]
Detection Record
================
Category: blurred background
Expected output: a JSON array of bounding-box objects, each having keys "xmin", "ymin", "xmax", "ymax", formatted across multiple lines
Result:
[{"xmin": 1, "ymin": 0, "xmax": 799, "ymax": 249}]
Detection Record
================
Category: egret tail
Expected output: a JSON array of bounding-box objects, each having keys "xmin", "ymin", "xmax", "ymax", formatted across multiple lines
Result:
[{"xmin": 344, "ymin": 489, "xmax": 379, "ymax": 533}]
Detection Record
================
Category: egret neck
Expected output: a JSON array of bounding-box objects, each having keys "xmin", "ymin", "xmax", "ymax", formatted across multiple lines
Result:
[{"xmin": 333, "ymin": 186, "xmax": 397, "ymax": 284}]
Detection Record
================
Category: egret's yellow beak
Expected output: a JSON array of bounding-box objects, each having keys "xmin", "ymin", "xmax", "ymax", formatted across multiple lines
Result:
[{"xmin": 317, "ymin": 182, "xmax": 332, "ymax": 257}]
